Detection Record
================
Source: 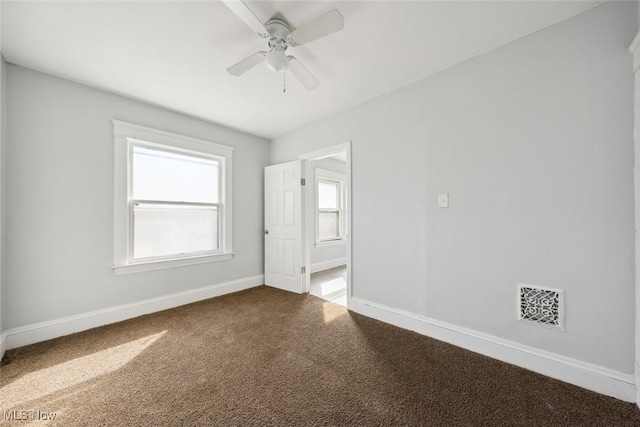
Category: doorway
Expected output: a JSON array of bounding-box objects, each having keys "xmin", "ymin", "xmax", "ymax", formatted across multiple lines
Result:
[{"xmin": 299, "ymin": 142, "xmax": 352, "ymax": 307}]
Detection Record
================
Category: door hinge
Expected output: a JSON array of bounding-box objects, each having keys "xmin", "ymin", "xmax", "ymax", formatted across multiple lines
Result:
[
  {"xmin": 301, "ymin": 178, "xmax": 306, "ymax": 186},
  {"xmin": 301, "ymin": 266, "xmax": 306, "ymax": 274}
]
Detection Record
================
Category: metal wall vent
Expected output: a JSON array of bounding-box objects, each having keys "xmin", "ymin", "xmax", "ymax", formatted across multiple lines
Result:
[{"xmin": 518, "ymin": 284, "xmax": 564, "ymax": 331}]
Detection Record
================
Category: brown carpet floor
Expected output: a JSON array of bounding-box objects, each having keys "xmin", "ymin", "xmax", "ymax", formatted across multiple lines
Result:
[{"xmin": 1, "ymin": 285, "xmax": 640, "ymax": 426}]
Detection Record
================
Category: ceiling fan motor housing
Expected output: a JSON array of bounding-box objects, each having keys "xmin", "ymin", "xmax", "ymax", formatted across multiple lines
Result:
[
  {"xmin": 266, "ymin": 18, "xmax": 292, "ymax": 44},
  {"xmin": 265, "ymin": 19, "xmax": 292, "ymax": 73}
]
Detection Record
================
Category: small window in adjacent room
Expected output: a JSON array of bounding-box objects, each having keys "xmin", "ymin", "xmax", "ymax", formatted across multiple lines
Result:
[
  {"xmin": 113, "ymin": 121, "xmax": 234, "ymax": 274},
  {"xmin": 315, "ymin": 168, "xmax": 346, "ymax": 245}
]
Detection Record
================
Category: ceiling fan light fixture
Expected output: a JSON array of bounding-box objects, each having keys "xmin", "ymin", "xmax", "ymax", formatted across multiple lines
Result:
[{"xmin": 266, "ymin": 49, "xmax": 288, "ymax": 72}]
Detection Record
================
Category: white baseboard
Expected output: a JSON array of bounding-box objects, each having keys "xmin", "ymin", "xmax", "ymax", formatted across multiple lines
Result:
[
  {"xmin": 636, "ymin": 363, "xmax": 640, "ymax": 407},
  {"xmin": 4, "ymin": 275, "xmax": 264, "ymax": 351},
  {"xmin": 0, "ymin": 331, "xmax": 7, "ymax": 361},
  {"xmin": 310, "ymin": 257, "xmax": 347, "ymax": 274},
  {"xmin": 349, "ymin": 297, "xmax": 636, "ymax": 403}
]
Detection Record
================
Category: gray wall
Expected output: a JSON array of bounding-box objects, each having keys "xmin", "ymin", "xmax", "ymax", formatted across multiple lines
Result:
[
  {"xmin": 271, "ymin": 2, "xmax": 637, "ymax": 373},
  {"xmin": 636, "ymin": 58, "xmax": 640, "ymax": 403},
  {"xmin": 5, "ymin": 65, "xmax": 269, "ymax": 329},
  {"xmin": 635, "ymin": 0, "xmax": 640, "ymax": 396},
  {"xmin": 309, "ymin": 157, "xmax": 347, "ymax": 267},
  {"xmin": 0, "ymin": 55, "xmax": 5, "ymax": 338}
]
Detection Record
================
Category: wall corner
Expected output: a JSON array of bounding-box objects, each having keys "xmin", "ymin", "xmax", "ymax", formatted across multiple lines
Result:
[{"xmin": 630, "ymin": 23, "xmax": 640, "ymax": 408}]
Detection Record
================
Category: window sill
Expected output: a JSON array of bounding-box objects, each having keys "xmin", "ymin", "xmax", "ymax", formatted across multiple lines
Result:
[
  {"xmin": 112, "ymin": 252, "xmax": 234, "ymax": 275},
  {"xmin": 315, "ymin": 239, "xmax": 346, "ymax": 248}
]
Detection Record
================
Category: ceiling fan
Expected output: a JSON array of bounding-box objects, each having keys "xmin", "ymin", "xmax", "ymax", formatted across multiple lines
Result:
[{"xmin": 221, "ymin": 0, "xmax": 344, "ymax": 90}]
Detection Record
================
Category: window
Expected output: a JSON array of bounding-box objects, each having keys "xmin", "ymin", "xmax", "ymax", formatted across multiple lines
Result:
[
  {"xmin": 315, "ymin": 168, "xmax": 346, "ymax": 245},
  {"xmin": 318, "ymin": 180, "xmax": 340, "ymax": 240},
  {"xmin": 131, "ymin": 145, "xmax": 221, "ymax": 260},
  {"xmin": 113, "ymin": 121, "xmax": 233, "ymax": 274}
]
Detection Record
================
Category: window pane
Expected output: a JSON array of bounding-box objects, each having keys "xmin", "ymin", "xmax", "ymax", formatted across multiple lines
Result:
[
  {"xmin": 318, "ymin": 182, "xmax": 338, "ymax": 209},
  {"xmin": 319, "ymin": 212, "xmax": 339, "ymax": 240},
  {"xmin": 133, "ymin": 146, "xmax": 219, "ymax": 203},
  {"xmin": 133, "ymin": 204, "xmax": 218, "ymax": 260}
]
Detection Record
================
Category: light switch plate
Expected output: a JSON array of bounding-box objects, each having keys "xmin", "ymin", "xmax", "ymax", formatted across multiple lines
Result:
[{"xmin": 438, "ymin": 194, "xmax": 449, "ymax": 208}]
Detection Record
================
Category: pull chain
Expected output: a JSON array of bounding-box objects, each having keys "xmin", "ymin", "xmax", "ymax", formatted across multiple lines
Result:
[{"xmin": 283, "ymin": 72, "xmax": 286, "ymax": 94}]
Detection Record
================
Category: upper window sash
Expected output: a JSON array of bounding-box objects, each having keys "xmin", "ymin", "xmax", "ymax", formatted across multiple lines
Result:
[{"xmin": 129, "ymin": 140, "xmax": 223, "ymax": 204}]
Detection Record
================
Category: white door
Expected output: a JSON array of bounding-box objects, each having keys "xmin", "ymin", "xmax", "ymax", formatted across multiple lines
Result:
[{"xmin": 264, "ymin": 160, "xmax": 304, "ymax": 293}]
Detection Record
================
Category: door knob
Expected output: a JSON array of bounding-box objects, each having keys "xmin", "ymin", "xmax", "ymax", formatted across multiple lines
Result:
[{"xmin": 264, "ymin": 230, "xmax": 269, "ymax": 235}]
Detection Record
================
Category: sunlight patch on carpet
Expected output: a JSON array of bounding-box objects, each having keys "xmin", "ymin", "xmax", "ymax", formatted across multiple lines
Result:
[
  {"xmin": 323, "ymin": 301, "xmax": 346, "ymax": 323},
  {"xmin": 0, "ymin": 331, "xmax": 166, "ymax": 408}
]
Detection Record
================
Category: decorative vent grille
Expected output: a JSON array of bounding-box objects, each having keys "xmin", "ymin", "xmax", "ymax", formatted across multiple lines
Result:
[{"xmin": 518, "ymin": 284, "xmax": 564, "ymax": 330}]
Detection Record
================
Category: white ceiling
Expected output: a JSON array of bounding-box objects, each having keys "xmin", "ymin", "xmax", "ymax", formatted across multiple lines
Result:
[{"xmin": 2, "ymin": 1, "xmax": 603, "ymax": 139}]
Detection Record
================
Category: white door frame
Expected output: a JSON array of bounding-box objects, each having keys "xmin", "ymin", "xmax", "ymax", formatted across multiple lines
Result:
[{"xmin": 299, "ymin": 141, "xmax": 352, "ymax": 308}]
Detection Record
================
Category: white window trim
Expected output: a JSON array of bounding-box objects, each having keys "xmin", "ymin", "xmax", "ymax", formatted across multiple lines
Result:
[
  {"xmin": 315, "ymin": 168, "xmax": 346, "ymax": 246},
  {"xmin": 316, "ymin": 239, "xmax": 346, "ymax": 248},
  {"xmin": 112, "ymin": 120, "xmax": 234, "ymax": 275}
]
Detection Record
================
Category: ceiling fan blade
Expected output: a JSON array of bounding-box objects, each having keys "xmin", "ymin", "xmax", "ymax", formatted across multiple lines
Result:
[
  {"xmin": 227, "ymin": 52, "xmax": 267, "ymax": 76},
  {"xmin": 220, "ymin": 0, "xmax": 268, "ymax": 37},
  {"xmin": 289, "ymin": 9, "xmax": 343, "ymax": 46},
  {"xmin": 287, "ymin": 56, "xmax": 319, "ymax": 90}
]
